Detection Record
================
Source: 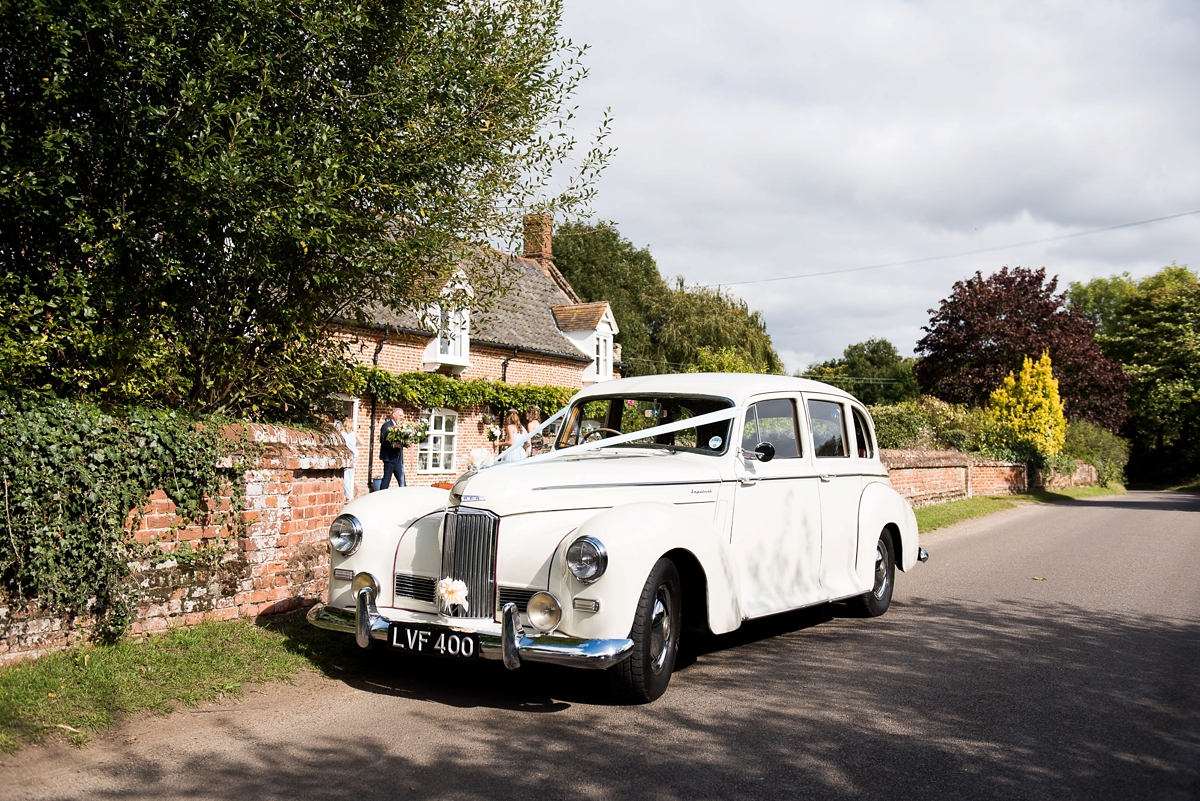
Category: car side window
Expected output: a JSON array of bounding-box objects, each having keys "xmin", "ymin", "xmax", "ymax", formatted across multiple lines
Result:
[
  {"xmin": 851, "ymin": 407, "xmax": 875, "ymax": 459},
  {"xmin": 742, "ymin": 398, "xmax": 801, "ymax": 458},
  {"xmin": 808, "ymin": 400, "xmax": 848, "ymax": 458}
]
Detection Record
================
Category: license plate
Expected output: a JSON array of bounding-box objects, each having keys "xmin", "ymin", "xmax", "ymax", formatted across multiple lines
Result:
[{"xmin": 390, "ymin": 624, "xmax": 480, "ymax": 660}]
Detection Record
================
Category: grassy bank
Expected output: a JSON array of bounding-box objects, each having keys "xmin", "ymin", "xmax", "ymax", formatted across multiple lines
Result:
[
  {"xmin": 914, "ymin": 484, "xmax": 1126, "ymax": 533},
  {"xmin": 0, "ymin": 615, "xmax": 368, "ymax": 753}
]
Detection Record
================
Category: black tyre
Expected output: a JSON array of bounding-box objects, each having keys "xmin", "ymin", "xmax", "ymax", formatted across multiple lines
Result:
[
  {"xmin": 610, "ymin": 558, "xmax": 681, "ymax": 703},
  {"xmin": 851, "ymin": 529, "xmax": 895, "ymax": 617}
]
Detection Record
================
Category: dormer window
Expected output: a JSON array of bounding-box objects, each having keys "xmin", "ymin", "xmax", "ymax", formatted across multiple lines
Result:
[
  {"xmin": 551, "ymin": 301, "xmax": 619, "ymax": 386},
  {"xmin": 438, "ymin": 306, "xmax": 468, "ymax": 360},
  {"xmin": 422, "ymin": 276, "xmax": 472, "ymax": 374},
  {"xmin": 594, "ymin": 331, "xmax": 613, "ymax": 381}
]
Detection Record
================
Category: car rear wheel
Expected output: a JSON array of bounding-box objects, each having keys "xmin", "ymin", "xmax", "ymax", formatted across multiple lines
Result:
[
  {"xmin": 610, "ymin": 557, "xmax": 681, "ymax": 703},
  {"xmin": 851, "ymin": 529, "xmax": 895, "ymax": 617}
]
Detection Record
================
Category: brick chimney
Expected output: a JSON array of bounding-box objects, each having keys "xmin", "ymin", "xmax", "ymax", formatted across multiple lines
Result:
[
  {"xmin": 522, "ymin": 212, "xmax": 582, "ymax": 302},
  {"xmin": 523, "ymin": 213, "xmax": 554, "ymax": 277}
]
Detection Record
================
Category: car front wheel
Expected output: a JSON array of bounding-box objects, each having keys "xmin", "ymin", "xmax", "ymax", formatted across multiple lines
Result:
[
  {"xmin": 852, "ymin": 529, "xmax": 895, "ymax": 617},
  {"xmin": 610, "ymin": 557, "xmax": 681, "ymax": 703}
]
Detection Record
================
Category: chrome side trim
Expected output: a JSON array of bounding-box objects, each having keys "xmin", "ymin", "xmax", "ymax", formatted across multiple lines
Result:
[
  {"xmin": 306, "ymin": 603, "xmax": 634, "ymax": 669},
  {"xmin": 532, "ymin": 479, "xmax": 721, "ymax": 491}
]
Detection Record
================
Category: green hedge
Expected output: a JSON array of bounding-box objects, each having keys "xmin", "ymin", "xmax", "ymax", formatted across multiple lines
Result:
[
  {"xmin": 0, "ymin": 394, "xmax": 237, "ymax": 640},
  {"xmin": 355, "ymin": 367, "xmax": 577, "ymax": 418}
]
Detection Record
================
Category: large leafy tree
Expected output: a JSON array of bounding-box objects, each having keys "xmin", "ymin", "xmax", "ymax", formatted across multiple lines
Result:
[
  {"xmin": 804, "ymin": 338, "xmax": 919, "ymax": 405},
  {"xmin": 1, "ymin": 0, "xmax": 605, "ymax": 419},
  {"xmin": 1077, "ymin": 265, "xmax": 1200, "ymax": 481},
  {"xmin": 552, "ymin": 220, "xmax": 664, "ymax": 371},
  {"xmin": 914, "ymin": 266, "xmax": 1130, "ymax": 431},
  {"xmin": 553, "ymin": 221, "xmax": 782, "ymax": 375}
]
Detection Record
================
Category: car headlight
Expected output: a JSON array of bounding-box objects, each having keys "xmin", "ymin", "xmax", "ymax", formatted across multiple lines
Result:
[
  {"xmin": 527, "ymin": 591, "xmax": 562, "ymax": 633},
  {"xmin": 566, "ymin": 536, "xmax": 608, "ymax": 583},
  {"xmin": 329, "ymin": 514, "xmax": 363, "ymax": 555}
]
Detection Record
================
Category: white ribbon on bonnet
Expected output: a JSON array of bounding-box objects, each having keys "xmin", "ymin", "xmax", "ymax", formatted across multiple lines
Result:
[{"xmin": 495, "ymin": 405, "xmax": 745, "ymax": 466}]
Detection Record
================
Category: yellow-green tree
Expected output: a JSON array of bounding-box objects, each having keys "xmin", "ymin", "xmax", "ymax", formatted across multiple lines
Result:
[{"xmin": 982, "ymin": 352, "xmax": 1067, "ymax": 456}]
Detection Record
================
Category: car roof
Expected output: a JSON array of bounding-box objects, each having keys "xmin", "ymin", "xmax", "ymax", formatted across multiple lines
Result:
[{"xmin": 572, "ymin": 373, "xmax": 858, "ymax": 406}]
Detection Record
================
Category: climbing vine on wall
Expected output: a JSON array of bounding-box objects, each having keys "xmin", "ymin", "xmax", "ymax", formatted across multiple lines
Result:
[
  {"xmin": 0, "ymin": 394, "xmax": 241, "ymax": 641},
  {"xmin": 354, "ymin": 367, "xmax": 577, "ymax": 418}
]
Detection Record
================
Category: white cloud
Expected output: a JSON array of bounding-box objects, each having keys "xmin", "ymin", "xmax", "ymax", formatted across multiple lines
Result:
[{"xmin": 560, "ymin": 0, "xmax": 1200, "ymax": 371}]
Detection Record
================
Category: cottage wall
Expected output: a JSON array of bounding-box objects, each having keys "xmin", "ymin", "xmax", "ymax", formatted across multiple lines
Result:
[{"xmin": 334, "ymin": 326, "xmax": 588, "ymax": 495}]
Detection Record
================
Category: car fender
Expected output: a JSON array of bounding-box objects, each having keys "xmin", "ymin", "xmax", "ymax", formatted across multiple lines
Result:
[
  {"xmin": 545, "ymin": 502, "xmax": 742, "ymax": 641},
  {"xmin": 327, "ymin": 487, "xmax": 448, "ymax": 609},
  {"xmin": 858, "ymin": 480, "xmax": 920, "ymax": 585}
]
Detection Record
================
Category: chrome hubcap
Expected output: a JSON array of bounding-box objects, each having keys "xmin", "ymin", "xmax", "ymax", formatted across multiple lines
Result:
[
  {"xmin": 649, "ymin": 587, "xmax": 673, "ymax": 675},
  {"xmin": 872, "ymin": 540, "xmax": 889, "ymax": 600}
]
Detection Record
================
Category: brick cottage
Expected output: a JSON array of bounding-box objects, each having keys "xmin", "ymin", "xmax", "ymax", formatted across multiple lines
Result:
[{"xmin": 333, "ymin": 214, "xmax": 620, "ymax": 496}]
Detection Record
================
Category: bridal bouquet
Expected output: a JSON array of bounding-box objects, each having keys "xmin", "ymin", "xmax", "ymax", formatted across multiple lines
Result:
[{"xmin": 385, "ymin": 420, "xmax": 429, "ymax": 447}]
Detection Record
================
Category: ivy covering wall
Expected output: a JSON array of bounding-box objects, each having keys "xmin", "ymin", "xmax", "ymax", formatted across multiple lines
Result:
[
  {"xmin": 0, "ymin": 395, "xmax": 238, "ymax": 640},
  {"xmin": 355, "ymin": 367, "xmax": 577, "ymax": 418}
]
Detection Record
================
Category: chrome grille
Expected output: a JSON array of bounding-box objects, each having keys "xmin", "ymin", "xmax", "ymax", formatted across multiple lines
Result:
[
  {"xmin": 440, "ymin": 507, "xmax": 499, "ymax": 618},
  {"xmin": 394, "ymin": 573, "xmax": 436, "ymax": 604},
  {"xmin": 498, "ymin": 587, "xmax": 538, "ymax": 614}
]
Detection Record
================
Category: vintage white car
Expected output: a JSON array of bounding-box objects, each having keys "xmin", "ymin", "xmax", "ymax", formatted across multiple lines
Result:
[{"xmin": 309, "ymin": 373, "xmax": 926, "ymax": 702}]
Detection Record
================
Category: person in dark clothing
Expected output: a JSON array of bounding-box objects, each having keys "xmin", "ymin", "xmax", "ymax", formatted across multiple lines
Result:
[{"xmin": 379, "ymin": 407, "xmax": 406, "ymax": 489}]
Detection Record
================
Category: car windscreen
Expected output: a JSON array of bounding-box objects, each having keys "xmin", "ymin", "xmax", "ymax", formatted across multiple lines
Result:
[{"xmin": 554, "ymin": 395, "xmax": 734, "ymax": 456}]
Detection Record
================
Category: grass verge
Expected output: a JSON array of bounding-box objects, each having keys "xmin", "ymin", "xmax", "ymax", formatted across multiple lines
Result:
[
  {"xmin": 915, "ymin": 484, "xmax": 1126, "ymax": 533},
  {"xmin": 0, "ymin": 614, "xmax": 370, "ymax": 753}
]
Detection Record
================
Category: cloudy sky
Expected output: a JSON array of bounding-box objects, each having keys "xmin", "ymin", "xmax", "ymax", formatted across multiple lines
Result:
[{"xmin": 557, "ymin": 0, "xmax": 1200, "ymax": 371}]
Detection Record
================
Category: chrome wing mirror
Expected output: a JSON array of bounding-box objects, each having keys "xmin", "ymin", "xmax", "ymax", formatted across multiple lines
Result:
[{"xmin": 741, "ymin": 441, "xmax": 775, "ymax": 463}]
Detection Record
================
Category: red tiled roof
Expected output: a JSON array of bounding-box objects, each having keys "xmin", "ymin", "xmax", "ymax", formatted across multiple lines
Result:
[{"xmin": 551, "ymin": 302, "xmax": 611, "ymax": 331}]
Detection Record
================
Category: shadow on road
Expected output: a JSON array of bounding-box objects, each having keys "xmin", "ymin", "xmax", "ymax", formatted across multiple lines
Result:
[
  {"xmin": 1070, "ymin": 490, "xmax": 1200, "ymax": 513},
  {"xmin": 110, "ymin": 597, "xmax": 1200, "ymax": 800}
]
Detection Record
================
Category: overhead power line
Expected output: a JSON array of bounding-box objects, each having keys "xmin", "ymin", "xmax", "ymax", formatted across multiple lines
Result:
[{"xmin": 713, "ymin": 208, "xmax": 1200, "ymax": 288}]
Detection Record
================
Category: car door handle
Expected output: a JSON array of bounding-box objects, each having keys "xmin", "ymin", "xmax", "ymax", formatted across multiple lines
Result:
[
  {"xmin": 818, "ymin": 473, "xmax": 832, "ymax": 482},
  {"xmin": 740, "ymin": 476, "xmax": 759, "ymax": 486}
]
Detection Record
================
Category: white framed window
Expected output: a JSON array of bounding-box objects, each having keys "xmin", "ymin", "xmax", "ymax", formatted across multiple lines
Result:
[
  {"xmin": 594, "ymin": 333, "xmax": 613, "ymax": 381},
  {"xmin": 417, "ymin": 408, "xmax": 458, "ymax": 472},
  {"xmin": 437, "ymin": 306, "xmax": 468, "ymax": 359}
]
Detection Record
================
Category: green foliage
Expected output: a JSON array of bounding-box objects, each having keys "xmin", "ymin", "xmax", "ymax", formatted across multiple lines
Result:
[
  {"xmin": 804, "ymin": 338, "xmax": 920, "ymax": 405},
  {"xmin": 867, "ymin": 397, "xmax": 988, "ymax": 451},
  {"xmin": 686, "ymin": 347, "xmax": 770, "ymax": 374},
  {"xmin": 1, "ymin": 0, "xmax": 608, "ymax": 420},
  {"xmin": 981, "ymin": 353, "xmax": 1067, "ymax": 457},
  {"xmin": 0, "ymin": 394, "xmax": 236, "ymax": 639},
  {"xmin": 1063, "ymin": 420, "xmax": 1130, "ymax": 486},
  {"xmin": 553, "ymin": 221, "xmax": 664, "ymax": 372},
  {"xmin": 356, "ymin": 367, "xmax": 575, "ymax": 419},
  {"xmin": 552, "ymin": 222, "xmax": 782, "ymax": 374},
  {"xmin": 868, "ymin": 402, "xmax": 930, "ymax": 450},
  {"xmin": 0, "ymin": 619, "xmax": 308, "ymax": 750},
  {"xmin": 1066, "ymin": 272, "xmax": 1138, "ymax": 338},
  {"xmin": 1082, "ymin": 264, "xmax": 1200, "ymax": 482}
]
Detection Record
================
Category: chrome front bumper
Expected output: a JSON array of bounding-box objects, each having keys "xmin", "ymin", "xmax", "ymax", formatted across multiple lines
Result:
[{"xmin": 306, "ymin": 589, "xmax": 633, "ymax": 671}]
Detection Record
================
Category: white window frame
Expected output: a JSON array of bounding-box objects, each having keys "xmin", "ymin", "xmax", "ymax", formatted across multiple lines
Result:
[
  {"xmin": 593, "ymin": 332, "xmax": 613, "ymax": 382},
  {"xmin": 417, "ymin": 408, "xmax": 458, "ymax": 473}
]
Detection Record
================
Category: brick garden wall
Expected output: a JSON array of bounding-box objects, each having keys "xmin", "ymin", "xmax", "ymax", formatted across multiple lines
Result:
[
  {"xmin": 0, "ymin": 425, "xmax": 351, "ymax": 665},
  {"xmin": 880, "ymin": 450, "xmax": 1098, "ymax": 506}
]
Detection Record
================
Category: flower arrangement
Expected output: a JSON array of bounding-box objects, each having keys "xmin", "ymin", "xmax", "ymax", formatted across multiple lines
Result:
[
  {"xmin": 466, "ymin": 448, "xmax": 495, "ymax": 471},
  {"xmin": 385, "ymin": 420, "xmax": 430, "ymax": 447},
  {"xmin": 436, "ymin": 577, "xmax": 469, "ymax": 614},
  {"xmin": 485, "ymin": 424, "xmax": 502, "ymax": 442}
]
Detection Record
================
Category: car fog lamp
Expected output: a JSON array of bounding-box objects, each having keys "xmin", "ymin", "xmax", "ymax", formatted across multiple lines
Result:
[
  {"xmin": 329, "ymin": 514, "xmax": 363, "ymax": 556},
  {"xmin": 566, "ymin": 536, "xmax": 608, "ymax": 583},
  {"xmin": 351, "ymin": 572, "xmax": 379, "ymax": 599},
  {"xmin": 526, "ymin": 591, "xmax": 562, "ymax": 633}
]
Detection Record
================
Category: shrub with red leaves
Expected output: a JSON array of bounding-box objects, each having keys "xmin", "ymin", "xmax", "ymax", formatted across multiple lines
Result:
[{"xmin": 915, "ymin": 267, "xmax": 1130, "ymax": 432}]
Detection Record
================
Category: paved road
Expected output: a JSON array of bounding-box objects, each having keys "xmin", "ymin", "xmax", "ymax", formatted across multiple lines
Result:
[{"xmin": 3, "ymin": 491, "xmax": 1199, "ymax": 800}]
